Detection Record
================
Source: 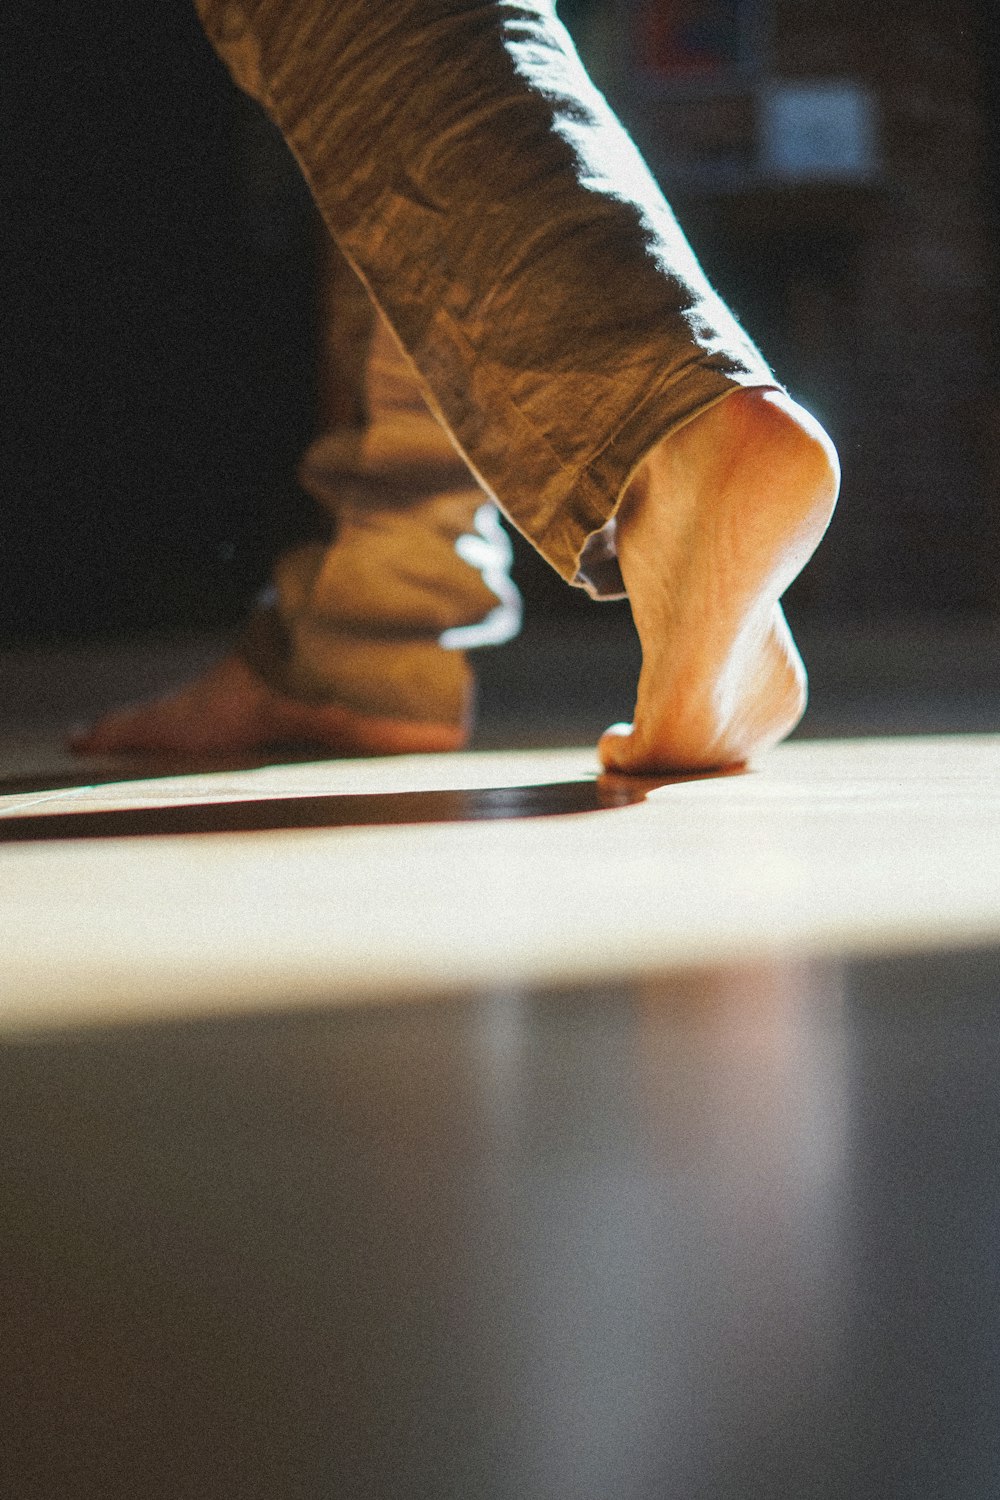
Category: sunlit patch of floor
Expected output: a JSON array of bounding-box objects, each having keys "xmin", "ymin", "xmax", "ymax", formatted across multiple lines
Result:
[{"xmin": 2, "ymin": 734, "xmax": 999, "ymax": 1033}]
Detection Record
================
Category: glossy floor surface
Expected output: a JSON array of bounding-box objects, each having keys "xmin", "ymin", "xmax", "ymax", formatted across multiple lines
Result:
[
  {"xmin": 4, "ymin": 948, "xmax": 1000, "ymax": 1499},
  {"xmin": 2, "ymin": 734, "xmax": 1000, "ymax": 1031},
  {"xmin": 4, "ymin": 631, "xmax": 1000, "ymax": 1497}
]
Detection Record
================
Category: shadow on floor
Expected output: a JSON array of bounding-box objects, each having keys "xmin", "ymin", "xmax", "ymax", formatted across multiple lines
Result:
[{"xmin": 0, "ymin": 770, "xmax": 737, "ymax": 843}]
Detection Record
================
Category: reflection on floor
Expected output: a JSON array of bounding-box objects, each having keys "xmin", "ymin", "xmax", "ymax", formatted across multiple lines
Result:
[
  {"xmin": 2, "ymin": 729, "xmax": 999, "ymax": 1033},
  {"xmin": 4, "ymin": 622, "xmax": 1000, "ymax": 1498},
  {"xmin": 3, "ymin": 947, "xmax": 1000, "ymax": 1498}
]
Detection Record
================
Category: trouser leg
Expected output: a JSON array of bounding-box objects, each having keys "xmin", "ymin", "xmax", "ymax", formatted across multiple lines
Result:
[
  {"xmin": 237, "ymin": 239, "xmax": 520, "ymax": 723},
  {"xmin": 194, "ymin": 0, "xmax": 776, "ymax": 591}
]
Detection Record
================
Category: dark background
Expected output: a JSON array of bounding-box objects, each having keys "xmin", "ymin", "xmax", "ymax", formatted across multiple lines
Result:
[{"xmin": 4, "ymin": 0, "xmax": 1000, "ymax": 642}]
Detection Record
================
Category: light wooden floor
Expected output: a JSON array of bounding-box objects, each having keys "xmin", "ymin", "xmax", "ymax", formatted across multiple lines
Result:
[
  {"xmin": 6, "ymin": 632, "xmax": 1000, "ymax": 1500},
  {"xmin": 3, "ymin": 732, "xmax": 999, "ymax": 1034}
]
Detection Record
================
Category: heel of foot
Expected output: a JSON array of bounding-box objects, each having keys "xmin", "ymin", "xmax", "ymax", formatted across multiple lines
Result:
[
  {"xmin": 738, "ymin": 389, "xmax": 840, "ymax": 538},
  {"xmin": 605, "ymin": 390, "xmax": 838, "ymax": 774}
]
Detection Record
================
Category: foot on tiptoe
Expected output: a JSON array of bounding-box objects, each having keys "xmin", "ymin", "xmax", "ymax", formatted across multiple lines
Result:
[
  {"xmin": 68, "ymin": 652, "xmax": 468, "ymax": 758},
  {"xmin": 598, "ymin": 388, "xmax": 840, "ymax": 775}
]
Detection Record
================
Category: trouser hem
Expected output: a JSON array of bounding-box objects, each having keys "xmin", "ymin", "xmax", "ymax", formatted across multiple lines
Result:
[
  {"xmin": 234, "ymin": 602, "xmax": 475, "ymax": 726},
  {"xmin": 537, "ymin": 366, "xmax": 784, "ymax": 590}
]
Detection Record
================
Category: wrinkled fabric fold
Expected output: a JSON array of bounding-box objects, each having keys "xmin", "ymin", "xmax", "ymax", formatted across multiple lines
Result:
[
  {"xmin": 236, "ymin": 247, "xmax": 520, "ymax": 723},
  {"xmin": 195, "ymin": 0, "xmax": 776, "ymax": 586}
]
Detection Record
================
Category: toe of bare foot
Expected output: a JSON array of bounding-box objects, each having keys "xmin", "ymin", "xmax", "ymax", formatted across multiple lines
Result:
[
  {"xmin": 68, "ymin": 653, "xmax": 472, "ymax": 759},
  {"xmin": 67, "ymin": 656, "xmax": 265, "ymax": 756}
]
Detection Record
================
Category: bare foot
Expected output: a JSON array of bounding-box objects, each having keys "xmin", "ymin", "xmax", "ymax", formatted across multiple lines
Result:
[
  {"xmin": 599, "ymin": 388, "xmax": 840, "ymax": 774},
  {"xmin": 68, "ymin": 653, "xmax": 469, "ymax": 758}
]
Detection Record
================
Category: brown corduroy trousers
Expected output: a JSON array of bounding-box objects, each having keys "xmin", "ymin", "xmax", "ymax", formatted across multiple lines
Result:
[{"xmin": 198, "ymin": 0, "xmax": 776, "ymax": 721}]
